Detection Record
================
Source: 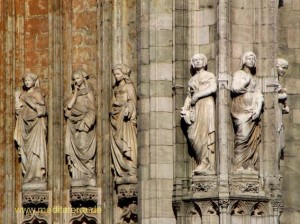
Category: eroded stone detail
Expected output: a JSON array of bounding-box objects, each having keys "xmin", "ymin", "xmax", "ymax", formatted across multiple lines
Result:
[{"xmin": 181, "ymin": 54, "xmax": 217, "ymax": 175}]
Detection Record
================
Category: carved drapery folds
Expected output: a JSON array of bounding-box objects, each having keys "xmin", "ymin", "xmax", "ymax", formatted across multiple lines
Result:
[
  {"xmin": 64, "ymin": 69, "xmax": 97, "ymax": 187},
  {"xmin": 181, "ymin": 54, "xmax": 217, "ymax": 176},
  {"xmin": 231, "ymin": 52, "xmax": 264, "ymax": 173},
  {"xmin": 14, "ymin": 73, "xmax": 48, "ymax": 190},
  {"xmin": 110, "ymin": 64, "xmax": 138, "ymax": 223}
]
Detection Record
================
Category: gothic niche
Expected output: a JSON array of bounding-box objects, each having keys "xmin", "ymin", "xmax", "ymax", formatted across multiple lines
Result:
[
  {"xmin": 110, "ymin": 64, "xmax": 138, "ymax": 223},
  {"xmin": 23, "ymin": 216, "xmax": 48, "ymax": 224},
  {"xmin": 70, "ymin": 214, "xmax": 97, "ymax": 224},
  {"xmin": 181, "ymin": 53, "xmax": 217, "ymax": 176},
  {"xmin": 64, "ymin": 69, "xmax": 97, "ymax": 187},
  {"xmin": 185, "ymin": 203, "xmax": 202, "ymax": 224},
  {"xmin": 231, "ymin": 52, "xmax": 264, "ymax": 173},
  {"xmin": 14, "ymin": 73, "xmax": 48, "ymax": 190}
]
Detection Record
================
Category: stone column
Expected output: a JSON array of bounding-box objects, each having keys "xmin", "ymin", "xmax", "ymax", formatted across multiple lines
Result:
[
  {"xmin": 3, "ymin": 1, "xmax": 16, "ymax": 223},
  {"xmin": 217, "ymin": 0, "xmax": 230, "ymax": 200},
  {"xmin": 49, "ymin": 0, "xmax": 64, "ymax": 223},
  {"xmin": 137, "ymin": 0, "xmax": 176, "ymax": 223}
]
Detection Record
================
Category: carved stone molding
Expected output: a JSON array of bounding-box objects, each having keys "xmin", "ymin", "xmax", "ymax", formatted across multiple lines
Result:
[
  {"xmin": 22, "ymin": 192, "xmax": 49, "ymax": 208},
  {"xmin": 116, "ymin": 184, "xmax": 138, "ymax": 224},
  {"xmin": 117, "ymin": 184, "xmax": 138, "ymax": 200},
  {"xmin": 231, "ymin": 174, "xmax": 260, "ymax": 195},
  {"xmin": 191, "ymin": 175, "xmax": 217, "ymax": 193},
  {"xmin": 271, "ymin": 201, "xmax": 283, "ymax": 210},
  {"xmin": 236, "ymin": 182, "xmax": 259, "ymax": 193},
  {"xmin": 21, "ymin": 191, "xmax": 51, "ymax": 221},
  {"xmin": 219, "ymin": 199, "xmax": 230, "ymax": 208},
  {"xmin": 70, "ymin": 188, "xmax": 98, "ymax": 208},
  {"xmin": 192, "ymin": 181, "xmax": 217, "ymax": 192}
]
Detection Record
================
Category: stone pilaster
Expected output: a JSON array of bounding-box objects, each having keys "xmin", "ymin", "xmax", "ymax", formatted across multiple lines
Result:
[{"xmin": 137, "ymin": 0, "xmax": 176, "ymax": 223}]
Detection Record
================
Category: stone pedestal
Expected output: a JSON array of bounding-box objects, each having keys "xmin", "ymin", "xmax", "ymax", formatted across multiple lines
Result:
[
  {"xmin": 231, "ymin": 172, "xmax": 263, "ymax": 196},
  {"xmin": 20, "ymin": 191, "xmax": 51, "ymax": 224},
  {"xmin": 69, "ymin": 187, "xmax": 100, "ymax": 223}
]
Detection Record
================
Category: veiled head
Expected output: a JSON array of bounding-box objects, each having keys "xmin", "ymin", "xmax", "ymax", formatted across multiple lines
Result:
[
  {"xmin": 239, "ymin": 51, "xmax": 256, "ymax": 69},
  {"xmin": 22, "ymin": 72, "xmax": 39, "ymax": 89}
]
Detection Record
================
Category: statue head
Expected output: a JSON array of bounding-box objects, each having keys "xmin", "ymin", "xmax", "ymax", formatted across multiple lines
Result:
[
  {"xmin": 112, "ymin": 64, "xmax": 132, "ymax": 86},
  {"xmin": 22, "ymin": 72, "xmax": 40, "ymax": 90},
  {"xmin": 190, "ymin": 53, "xmax": 208, "ymax": 75},
  {"xmin": 239, "ymin": 51, "xmax": 256, "ymax": 70},
  {"xmin": 72, "ymin": 69, "xmax": 89, "ymax": 88},
  {"xmin": 276, "ymin": 58, "xmax": 288, "ymax": 77}
]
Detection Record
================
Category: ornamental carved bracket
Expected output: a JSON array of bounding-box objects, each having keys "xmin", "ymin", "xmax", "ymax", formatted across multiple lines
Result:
[
  {"xmin": 70, "ymin": 189, "xmax": 98, "ymax": 208},
  {"xmin": 117, "ymin": 184, "xmax": 138, "ymax": 224},
  {"xmin": 22, "ymin": 193, "xmax": 49, "ymax": 208}
]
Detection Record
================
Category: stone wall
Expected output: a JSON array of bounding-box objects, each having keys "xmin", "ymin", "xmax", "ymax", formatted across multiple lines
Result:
[
  {"xmin": 278, "ymin": 1, "xmax": 300, "ymax": 223},
  {"xmin": 0, "ymin": 0, "xmax": 299, "ymax": 224}
]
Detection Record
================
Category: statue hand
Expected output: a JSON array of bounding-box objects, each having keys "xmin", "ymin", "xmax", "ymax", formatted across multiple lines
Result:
[
  {"xmin": 190, "ymin": 96, "xmax": 198, "ymax": 106},
  {"xmin": 78, "ymin": 121, "xmax": 89, "ymax": 132},
  {"xmin": 283, "ymin": 105, "xmax": 289, "ymax": 114},
  {"xmin": 124, "ymin": 107, "xmax": 130, "ymax": 118}
]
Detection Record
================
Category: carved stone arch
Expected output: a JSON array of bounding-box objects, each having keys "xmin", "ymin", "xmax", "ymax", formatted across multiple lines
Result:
[
  {"xmin": 196, "ymin": 201, "xmax": 220, "ymax": 216},
  {"xmin": 70, "ymin": 213, "xmax": 97, "ymax": 224},
  {"xmin": 185, "ymin": 202, "xmax": 202, "ymax": 224},
  {"xmin": 23, "ymin": 215, "xmax": 48, "ymax": 224},
  {"xmin": 230, "ymin": 201, "xmax": 248, "ymax": 215},
  {"xmin": 250, "ymin": 202, "xmax": 269, "ymax": 216}
]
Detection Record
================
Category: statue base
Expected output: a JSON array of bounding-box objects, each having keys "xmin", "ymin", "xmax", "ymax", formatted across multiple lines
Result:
[
  {"xmin": 71, "ymin": 178, "xmax": 96, "ymax": 187},
  {"xmin": 231, "ymin": 172, "xmax": 263, "ymax": 196},
  {"xmin": 190, "ymin": 175, "xmax": 218, "ymax": 198},
  {"xmin": 20, "ymin": 190, "xmax": 51, "ymax": 224},
  {"xmin": 22, "ymin": 181, "xmax": 47, "ymax": 191}
]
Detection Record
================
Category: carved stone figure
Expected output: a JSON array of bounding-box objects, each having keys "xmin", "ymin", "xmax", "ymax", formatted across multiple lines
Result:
[
  {"xmin": 181, "ymin": 54, "xmax": 217, "ymax": 175},
  {"xmin": 276, "ymin": 58, "xmax": 289, "ymax": 161},
  {"xmin": 110, "ymin": 64, "xmax": 137, "ymax": 185},
  {"xmin": 64, "ymin": 69, "xmax": 96, "ymax": 187},
  {"xmin": 14, "ymin": 73, "xmax": 47, "ymax": 188},
  {"xmin": 231, "ymin": 52, "xmax": 264, "ymax": 172}
]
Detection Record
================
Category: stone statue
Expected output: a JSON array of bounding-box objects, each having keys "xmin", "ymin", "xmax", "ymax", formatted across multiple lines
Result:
[
  {"xmin": 231, "ymin": 51, "xmax": 264, "ymax": 172},
  {"xmin": 64, "ymin": 69, "xmax": 96, "ymax": 187},
  {"xmin": 275, "ymin": 58, "xmax": 289, "ymax": 161},
  {"xmin": 181, "ymin": 54, "xmax": 217, "ymax": 175},
  {"xmin": 14, "ymin": 73, "xmax": 47, "ymax": 188},
  {"xmin": 110, "ymin": 64, "xmax": 137, "ymax": 185}
]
